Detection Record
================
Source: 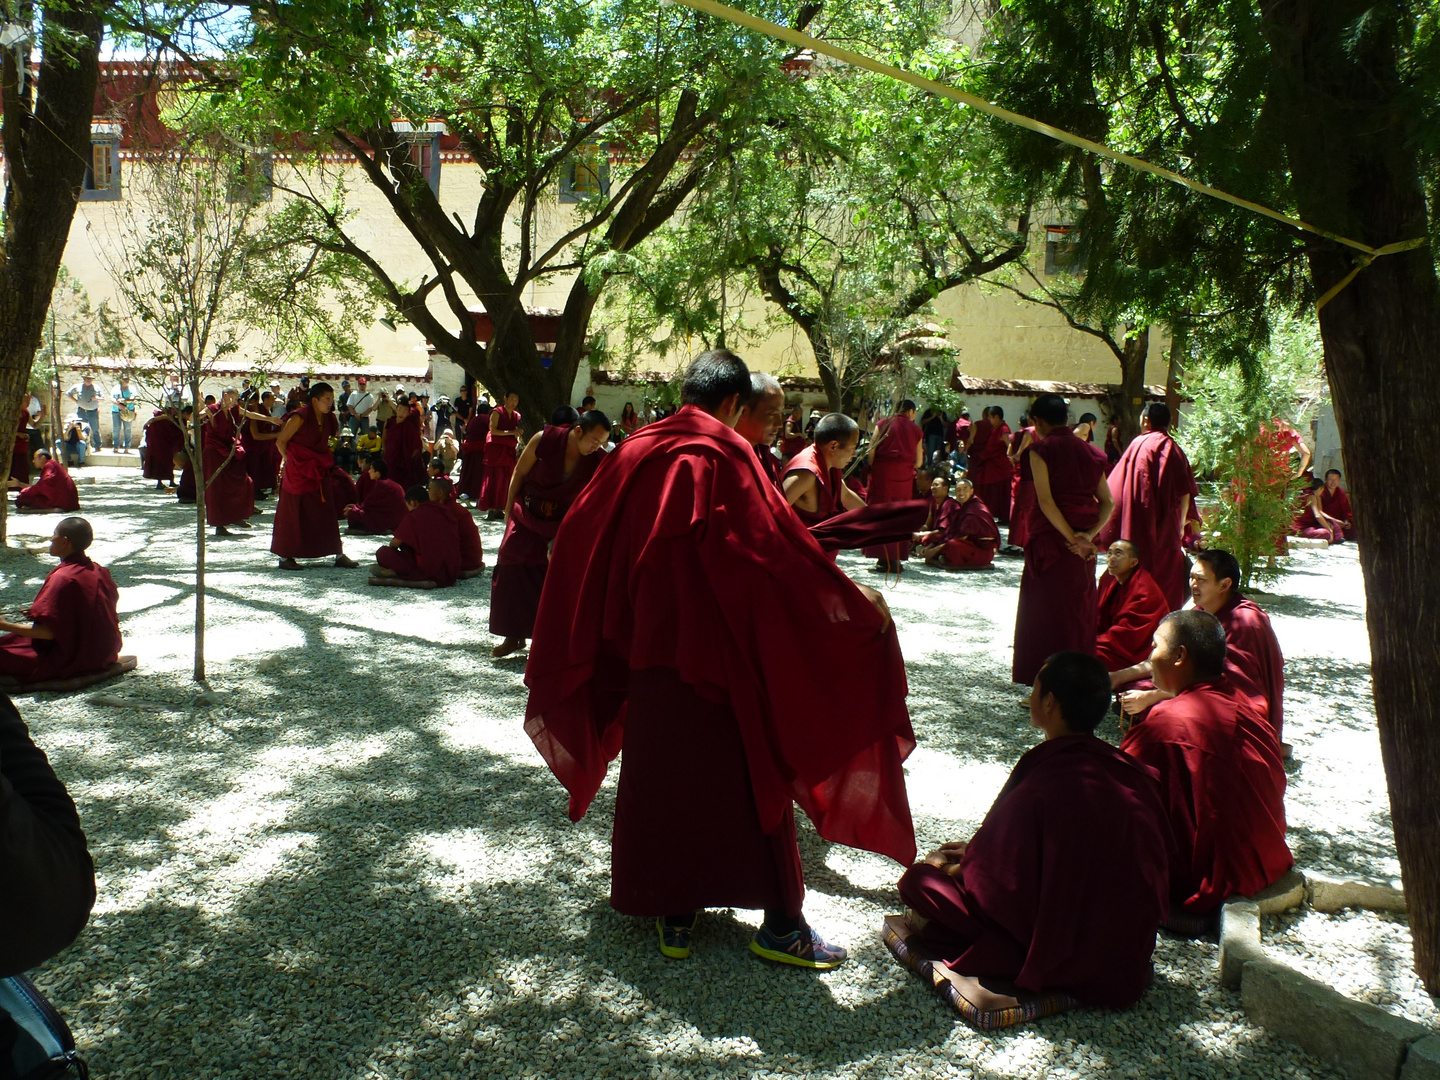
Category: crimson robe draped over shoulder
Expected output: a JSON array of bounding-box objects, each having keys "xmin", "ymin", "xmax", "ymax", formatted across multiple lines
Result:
[
  {"xmin": 456, "ymin": 413, "xmax": 490, "ymax": 498},
  {"xmin": 0, "ymin": 555, "xmax": 121, "ymax": 683},
  {"xmin": 243, "ymin": 416, "xmax": 282, "ymax": 493},
  {"xmin": 202, "ymin": 405, "xmax": 254, "ymax": 527},
  {"xmin": 386, "ymin": 500, "xmax": 461, "ymax": 585},
  {"xmin": 968, "ymin": 421, "xmax": 1013, "ymax": 524},
  {"xmin": 383, "ymin": 411, "xmax": 425, "ymax": 491},
  {"xmin": 478, "ymin": 407, "xmax": 522, "ymax": 511},
  {"xmin": 862, "ymin": 413, "xmax": 923, "ymax": 561},
  {"xmin": 1012, "ymin": 429, "xmax": 1109, "ymax": 684},
  {"xmin": 1214, "ymin": 595, "xmax": 1286, "ymax": 741},
  {"xmin": 754, "ymin": 444, "xmax": 783, "ymax": 488},
  {"xmin": 142, "ymin": 413, "xmax": 184, "ymax": 483},
  {"xmin": 438, "ymin": 500, "xmax": 484, "ymax": 571},
  {"xmin": 781, "ymin": 443, "xmax": 844, "ymax": 529},
  {"xmin": 270, "ymin": 407, "xmax": 343, "ymax": 559},
  {"xmin": 898, "ymin": 734, "xmax": 1171, "ymax": 1007},
  {"xmin": 1096, "ymin": 430, "xmax": 1199, "ymax": 610},
  {"xmin": 9, "ymin": 408, "xmax": 29, "ymax": 486},
  {"xmin": 346, "ymin": 477, "xmax": 408, "ymax": 534},
  {"xmin": 1095, "ymin": 566, "xmax": 1172, "ymax": 670},
  {"xmin": 15, "ymin": 460, "xmax": 79, "ymax": 512},
  {"xmin": 1121, "ymin": 680, "xmax": 1292, "ymax": 914},
  {"xmin": 1320, "ymin": 486, "xmax": 1354, "ymax": 539},
  {"xmin": 920, "ymin": 496, "xmax": 960, "ymax": 544},
  {"xmin": 524, "ymin": 405, "xmax": 917, "ymax": 867}
]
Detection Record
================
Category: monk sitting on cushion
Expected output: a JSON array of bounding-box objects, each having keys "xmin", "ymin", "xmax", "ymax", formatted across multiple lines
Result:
[
  {"xmin": 1320, "ymin": 469, "xmax": 1355, "ymax": 540},
  {"xmin": 1095, "ymin": 540, "xmax": 1172, "ymax": 670},
  {"xmin": 374, "ymin": 480, "xmax": 462, "ymax": 586},
  {"xmin": 916, "ymin": 477, "xmax": 1000, "ymax": 569},
  {"xmin": 1120, "ymin": 610, "xmax": 1293, "ymax": 925},
  {"xmin": 15, "ymin": 451, "xmax": 80, "ymax": 512},
  {"xmin": 0, "ymin": 517, "xmax": 121, "ymax": 684},
  {"xmin": 897, "ymin": 651, "xmax": 1171, "ymax": 1008},
  {"xmin": 345, "ymin": 458, "xmax": 408, "ymax": 535},
  {"xmin": 912, "ymin": 475, "xmax": 959, "ymax": 555},
  {"xmin": 782, "ymin": 412, "xmax": 866, "ymax": 529},
  {"xmin": 1293, "ymin": 478, "xmax": 1344, "ymax": 545}
]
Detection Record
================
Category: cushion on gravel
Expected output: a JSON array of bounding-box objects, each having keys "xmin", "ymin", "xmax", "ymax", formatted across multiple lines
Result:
[
  {"xmin": 882, "ymin": 914, "xmax": 1080, "ymax": 1030},
  {"xmin": 0, "ymin": 655, "xmax": 138, "ymax": 693},
  {"xmin": 367, "ymin": 576, "xmax": 440, "ymax": 590},
  {"xmin": 458, "ymin": 567, "xmax": 485, "ymax": 580}
]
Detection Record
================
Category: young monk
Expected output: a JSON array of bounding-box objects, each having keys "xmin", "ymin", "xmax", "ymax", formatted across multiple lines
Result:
[
  {"xmin": 896, "ymin": 651, "xmax": 1171, "ymax": 1008},
  {"xmin": 525, "ymin": 349, "xmax": 913, "ymax": 967},
  {"xmin": 1095, "ymin": 539, "xmax": 1173, "ymax": 670},
  {"xmin": 382, "ymin": 396, "xmax": 425, "ymax": 491},
  {"xmin": 916, "ymin": 477, "xmax": 1000, "ymax": 569},
  {"xmin": 343, "ymin": 458, "xmax": 408, "ymax": 535},
  {"xmin": 1012, "ymin": 394, "xmax": 1113, "ymax": 684},
  {"xmin": 734, "ymin": 373, "xmax": 787, "ymax": 488},
  {"xmin": 0, "ymin": 517, "xmax": 121, "ymax": 684},
  {"xmin": 1294, "ymin": 478, "xmax": 1344, "ymax": 544},
  {"xmin": 375, "ymin": 479, "xmax": 462, "ymax": 586},
  {"xmin": 1096, "ymin": 403, "xmax": 1200, "ymax": 610},
  {"xmin": 782, "ymin": 413, "xmax": 866, "ymax": 529},
  {"xmin": 141, "ymin": 409, "xmax": 184, "ymax": 491},
  {"xmin": 862, "ymin": 399, "xmax": 924, "ymax": 573},
  {"xmin": 967, "ymin": 407, "xmax": 1014, "ymax": 524},
  {"xmin": 1120, "ymin": 609, "xmax": 1293, "ymax": 924},
  {"xmin": 489, "ymin": 408, "xmax": 611, "ymax": 658},
  {"xmin": 912, "ymin": 474, "xmax": 960, "ymax": 553},
  {"xmin": 270, "ymin": 382, "xmax": 360, "ymax": 571},
  {"xmin": 455, "ymin": 401, "xmax": 491, "ymax": 503},
  {"xmin": 202, "ymin": 389, "xmax": 264, "ymax": 538},
  {"xmin": 1005, "ymin": 416, "xmax": 1035, "ymax": 549},
  {"xmin": 15, "ymin": 451, "xmax": 80, "ymax": 512},
  {"xmin": 244, "ymin": 391, "xmax": 283, "ymax": 499},
  {"xmin": 432, "ymin": 477, "xmax": 484, "ymax": 573},
  {"xmin": 478, "ymin": 391, "xmax": 523, "ymax": 518},
  {"xmin": 1320, "ymin": 469, "xmax": 1355, "ymax": 540}
]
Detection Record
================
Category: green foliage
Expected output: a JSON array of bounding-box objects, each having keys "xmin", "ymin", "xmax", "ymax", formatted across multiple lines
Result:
[{"xmin": 32, "ymin": 268, "xmax": 129, "ymax": 384}]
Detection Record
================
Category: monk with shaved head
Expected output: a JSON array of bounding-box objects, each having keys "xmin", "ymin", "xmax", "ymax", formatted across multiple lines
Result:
[{"xmin": 735, "ymin": 372, "xmax": 787, "ymax": 488}]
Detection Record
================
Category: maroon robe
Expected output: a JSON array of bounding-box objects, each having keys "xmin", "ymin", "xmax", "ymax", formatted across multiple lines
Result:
[
  {"xmin": 940, "ymin": 495, "xmax": 1000, "ymax": 568},
  {"xmin": 15, "ymin": 460, "xmax": 79, "ymax": 512},
  {"xmin": 490, "ymin": 425, "xmax": 602, "ymax": 639},
  {"xmin": 9, "ymin": 408, "xmax": 29, "ymax": 486},
  {"xmin": 1215, "ymin": 595, "xmax": 1286, "ymax": 742},
  {"xmin": 377, "ymin": 500, "xmax": 461, "ymax": 586},
  {"xmin": 478, "ymin": 407, "xmax": 522, "ymax": 511},
  {"xmin": 862, "ymin": 413, "xmax": 923, "ymax": 562},
  {"xmin": 456, "ymin": 413, "xmax": 490, "ymax": 499},
  {"xmin": 918, "ymin": 495, "xmax": 960, "ymax": 545},
  {"xmin": 1012, "ymin": 429, "xmax": 1109, "ymax": 684},
  {"xmin": 0, "ymin": 555, "xmax": 121, "ymax": 682},
  {"xmin": 438, "ymin": 500, "xmax": 484, "ymax": 571},
  {"xmin": 1121, "ymin": 680, "xmax": 1292, "ymax": 915},
  {"xmin": 1095, "ymin": 566, "xmax": 1172, "ymax": 670},
  {"xmin": 524, "ymin": 405, "xmax": 916, "ymax": 917},
  {"xmin": 177, "ymin": 456, "xmax": 196, "ymax": 503},
  {"xmin": 328, "ymin": 466, "xmax": 358, "ymax": 519},
  {"xmin": 202, "ymin": 405, "xmax": 255, "ymax": 527},
  {"xmin": 142, "ymin": 413, "xmax": 184, "ymax": 484},
  {"xmin": 898, "ymin": 734, "xmax": 1171, "ymax": 1007},
  {"xmin": 1007, "ymin": 428, "xmax": 1036, "ymax": 548},
  {"xmin": 1320, "ymin": 485, "xmax": 1355, "ymax": 539},
  {"xmin": 781, "ymin": 443, "xmax": 845, "ymax": 529},
  {"xmin": 382, "ymin": 410, "xmax": 425, "ymax": 492},
  {"xmin": 754, "ymin": 444, "xmax": 784, "ymax": 488},
  {"xmin": 270, "ymin": 407, "xmax": 343, "ymax": 559},
  {"xmin": 346, "ymin": 477, "xmax": 408, "ymax": 534},
  {"xmin": 1294, "ymin": 495, "xmax": 1342, "ymax": 543},
  {"xmin": 968, "ymin": 420, "xmax": 1013, "ymax": 524},
  {"xmin": 1096, "ymin": 430, "xmax": 1199, "ymax": 611},
  {"xmin": 243, "ymin": 416, "xmax": 282, "ymax": 494}
]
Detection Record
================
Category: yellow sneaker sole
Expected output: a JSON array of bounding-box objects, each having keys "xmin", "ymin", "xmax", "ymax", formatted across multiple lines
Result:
[
  {"xmin": 748, "ymin": 938, "xmax": 846, "ymax": 970},
  {"xmin": 657, "ymin": 918, "xmax": 690, "ymax": 959}
]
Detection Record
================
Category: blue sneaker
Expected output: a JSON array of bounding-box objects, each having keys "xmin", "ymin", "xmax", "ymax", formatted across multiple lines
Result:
[
  {"xmin": 657, "ymin": 917, "xmax": 694, "ymax": 959},
  {"xmin": 749, "ymin": 920, "xmax": 848, "ymax": 969}
]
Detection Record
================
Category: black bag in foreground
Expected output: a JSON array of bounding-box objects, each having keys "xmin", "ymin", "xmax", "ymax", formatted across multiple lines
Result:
[{"xmin": 0, "ymin": 976, "xmax": 87, "ymax": 1080}]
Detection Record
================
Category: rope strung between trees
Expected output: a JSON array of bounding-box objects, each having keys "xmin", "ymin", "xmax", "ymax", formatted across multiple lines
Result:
[{"xmin": 668, "ymin": 0, "xmax": 1428, "ymax": 310}]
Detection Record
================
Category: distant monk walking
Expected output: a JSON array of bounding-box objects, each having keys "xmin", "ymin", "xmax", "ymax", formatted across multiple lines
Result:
[
  {"xmin": 1096, "ymin": 403, "xmax": 1199, "ymax": 610},
  {"xmin": 141, "ymin": 409, "xmax": 184, "ymax": 491},
  {"xmin": 479, "ymin": 392, "xmax": 523, "ymax": 518},
  {"xmin": 862, "ymin": 399, "xmax": 924, "ymax": 574},
  {"xmin": 270, "ymin": 382, "xmax": 360, "ymax": 571}
]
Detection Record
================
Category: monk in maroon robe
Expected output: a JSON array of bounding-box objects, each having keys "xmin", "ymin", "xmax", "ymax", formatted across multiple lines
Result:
[
  {"xmin": 913, "ymin": 474, "xmax": 959, "ymax": 551},
  {"xmin": 201, "ymin": 391, "xmax": 259, "ymax": 537},
  {"xmin": 142, "ymin": 409, "xmax": 185, "ymax": 490},
  {"xmin": 1320, "ymin": 469, "xmax": 1355, "ymax": 540},
  {"xmin": 15, "ymin": 452, "xmax": 79, "ymax": 512},
  {"xmin": 0, "ymin": 517, "xmax": 121, "ymax": 684},
  {"xmin": 1095, "ymin": 403, "xmax": 1199, "ymax": 611},
  {"xmin": 344, "ymin": 459, "xmax": 408, "ymax": 534},
  {"xmin": 439, "ymin": 496, "xmax": 484, "ymax": 572},
  {"xmin": 967, "ymin": 407, "xmax": 1014, "ymax": 524},
  {"xmin": 898, "ymin": 652, "xmax": 1171, "ymax": 1007},
  {"xmin": 1013, "ymin": 395, "xmax": 1113, "ymax": 684},
  {"xmin": 8, "ymin": 406, "xmax": 30, "ymax": 488},
  {"xmin": 917, "ymin": 478, "xmax": 1000, "ymax": 569},
  {"xmin": 526, "ymin": 350, "xmax": 913, "ymax": 967},
  {"xmin": 175, "ymin": 451, "xmax": 196, "ymax": 504},
  {"xmin": 478, "ymin": 392, "xmax": 523, "ymax": 515},
  {"xmin": 1120, "ymin": 610, "xmax": 1292, "ymax": 920},
  {"xmin": 270, "ymin": 383, "xmax": 360, "ymax": 570},
  {"xmin": 376, "ymin": 480, "xmax": 462, "ymax": 586},
  {"xmin": 490, "ymin": 411, "xmax": 611, "ymax": 657},
  {"xmin": 1293, "ymin": 478, "xmax": 1344, "ymax": 543},
  {"xmin": 862, "ymin": 401, "xmax": 924, "ymax": 571},
  {"xmin": 734, "ymin": 372, "xmax": 788, "ymax": 489},
  {"xmin": 382, "ymin": 400, "xmax": 425, "ymax": 492},
  {"xmin": 782, "ymin": 413, "xmax": 866, "ymax": 532},
  {"xmin": 243, "ymin": 393, "xmax": 283, "ymax": 498},
  {"xmin": 780, "ymin": 403, "xmax": 808, "ymax": 461},
  {"xmin": 456, "ymin": 407, "xmax": 491, "ymax": 501},
  {"xmin": 1006, "ymin": 422, "xmax": 1036, "ymax": 549},
  {"xmin": 1095, "ymin": 540, "xmax": 1173, "ymax": 670}
]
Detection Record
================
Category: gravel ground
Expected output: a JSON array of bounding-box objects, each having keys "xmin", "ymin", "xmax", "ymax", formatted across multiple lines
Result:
[{"xmin": 2, "ymin": 467, "xmax": 1428, "ymax": 1079}]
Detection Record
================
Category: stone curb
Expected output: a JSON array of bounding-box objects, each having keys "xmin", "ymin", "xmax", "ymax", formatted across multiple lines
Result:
[{"xmin": 1403, "ymin": 1035, "xmax": 1440, "ymax": 1080}]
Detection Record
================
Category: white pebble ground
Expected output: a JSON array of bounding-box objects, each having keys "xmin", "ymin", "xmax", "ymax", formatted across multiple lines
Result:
[{"xmin": 4, "ymin": 467, "xmax": 1433, "ymax": 1079}]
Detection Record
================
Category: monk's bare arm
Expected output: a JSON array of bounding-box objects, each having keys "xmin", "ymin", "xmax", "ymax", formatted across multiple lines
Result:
[
  {"xmin": 273, "ymin": 415, "xmax": 304, "ymax": 461},
  {"xmin": 1008, "ymin": 431, "xmax": 1033, "ymax": 465},
  {"xmin": 0, "ymin": 619, "xmax": 54, "ymax": 640},
  {"xmin": 913, "ymin": 437, "xmax": 924, "ymax": 469},
  {"xmin": 782, "ymin": 470, "xmax": 816, "ymax": 509},
  {"xmin": 1110, "ymin": 660, "xmax": 1151, "ymax": 688},
  {"xmin": 250, "ymin": 418, "xmax": 279, "ymax": 442},
  {"xmin": 839, "ymin": 481, "xmax": 866, "ymax": 511},
  {"xmin": 503, "ymin": 433, "xmax": 543, "ymax": 531}
]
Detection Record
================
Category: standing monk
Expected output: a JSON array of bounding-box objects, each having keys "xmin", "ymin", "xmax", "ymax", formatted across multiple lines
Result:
[
  {"xmin": 525, "ymin": 350, "xmax": 915, "ymax": 967},
  {"xmin": 244, "ymin": 391, "xmax": 283, "ymax": 499},
  {"xmin": 1095, "ymin": 540, "xmax": 1172, "ymax": 670},
  {"xmin": 780, "ymin": 403, "xmax": 808, "ymax": 461},
  {"xmin": 478, "ymin": 392, "xmax": 523, "ymax": 519},
  {"xmin": 734, "ymin": 373, "xmax": 787, "ymax": 488},
  {"xmin": 1012, "ymin": 395, "xmax": 1113, "ymax": 685},
  {"xmin": 1096, "ymin": 403, "xmax": 1199, "ymax": 611},
  {"xmin": 382, "ymin": 396, "xmax": 425, "ymax": 493},
  {"xmin": 202, "ymin": 389, "xmax": 262, "ymax": 539},
  {"xmin": 967, "ymin": 407, "xmax": 1014, "ymax": 524},
  {"xmin": 1006, "ymin": 418, "xmax": 1036, "ymax": 549},
  {"xmin": 862, "ymin": 400, "xmax": 924, "ymax": 573},
  {"xmin": 141, "ymin": 409, "xmax": 184, "ymax": 491},
  {"xmin": 456, "ymin": 403, "xmax": 490, "ymax": 503},
  {"xmin": 489, "ymin": 409, "xmax": 612, "ymax": 658},
  {"xmin": 15, "ymin": 451, "xmax": 80, "ymax": 512},
  {"xmin": 270, "ymin": 382, "xmax": 360, "ymax": 571},
  {"xmin": 782, "ymin": 413, "xmax": 866, "ymax": 529}
]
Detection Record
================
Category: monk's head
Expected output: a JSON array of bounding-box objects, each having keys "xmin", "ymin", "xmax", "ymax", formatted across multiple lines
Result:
[
  {"xmin": 1149, "ymin": 609, "xmax": 1226, "ymax": 696},
  {"xmin": 735, "ymin": 373, "xmax": 786, "ymax": 448},
  {"xmin": 405, "ymin": 484, "xmax": 428, "ymax": 510},
  {"xmin": 1139, "ymin": 402, "xmax": 1172, "ymax": 433},
  {"xmin": 1030, "ymin": 651, "xmax": 1112, "ymax": 739},
  {"xmin": 31, "ymin": 448, "xmax": 50, "ymax": 469},
  {"xmin": 368, "ymin": 457, "xmax": 387, "ymax": 481},
  {"xmin": 1028, "ymin": 393, "xmax": 1069, "ymax": 437},
  {"xmin": 50, "ymin": 516, "xmax": 93, "ymax": 559},
  {"xmin": 1076, "ymin": 412, "xmax": 1098, "ymax": 439},
  {"xmin": 428, "ymin": 476, "xmax": 453, "ymax": 503},
  {"xmin": 929, "ymin": 475, "xmax": 951, "ymax": 502},
  {"xmin": 262, "ymin": 391, "xmax": 276, "ymax": 408},
  {"xmin": 953, "ymin": 478, "xmax": 974, "ymax": 505},
  {"xmin": 503, "ymin": 392, "xmax": 520, "ymax": 411},
  {"xmin": 427, "ymin": 455, "xmax": 448, "ymax": 477},
  {"xmin": 308, "ymin": 381, "xmax": 335, "ymax": 414},
  {"xmin": 551, "ymin": 405, "xmax": 581, "ymax": 427},
  {"xmin": 220, "ymin": 388, "xmax": 239, "ymax": 408},
  {"xmin": 1325, "ymin": 469, "xmax": 1342, "ymax": 493},
  {"xmin": 988, "ymin": 406, "xmax": 1005, "ymax": 428},
  {"xmin": 681, "ymin": 349, "xmax": 751, "ymax": 428},
  {"xmin": 897, "ymin": 398, "xmax": 917, "ymax": 420},
  {"xmin": 1190, "ymin": 549, "xmax": 1240, "ymax": 614},
  {"xmin": 1104, "ymin": 539, "xmax": 1141, "ymax": 582},
  {"xmin": 575, "ymin": 410, "xmax": 612, "ymax": 454},
  {"xmin": 813, "ymin": 413, "xmax": 861, "ymax": 470}
]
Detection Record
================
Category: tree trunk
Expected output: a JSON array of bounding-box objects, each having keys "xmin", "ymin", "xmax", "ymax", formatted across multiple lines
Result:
[
  {"xmin": 1165, "ymin": 321, "xmax": 1187, "ymax": 428},
  {"xmin": 1264, "ymin": 0, "xmax": 1440, "ymax": 990},
  {"xmin": 810, "ymin": 334, "xmax": 843, "ymax": 413},
  {"xmin": 1104, "ymin": 327, "xmax": 1150, "ymax": 449},
  {"xmin": 190, "ymin": 394, "xmax": 207, "ymax": 682},
  {"xmin": 0, "ymin": 1, "xmax": 104, "ymax": 543}
]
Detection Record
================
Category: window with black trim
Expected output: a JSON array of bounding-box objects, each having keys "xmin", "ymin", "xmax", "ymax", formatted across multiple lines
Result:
[
  {"xmin": 82, "ymin": 126, "xmax": 122, "ymax": 201},
  {"xmin": 560, "ymin": 143, "xmax": 609, "ymax": 203},
  {"xmin": 392, "ymin": 121, "xmax": 443, "ymax": 197},
  {"xmin": 1044, "ymin": 225, "xmax": 1084, "ymax": 276}
]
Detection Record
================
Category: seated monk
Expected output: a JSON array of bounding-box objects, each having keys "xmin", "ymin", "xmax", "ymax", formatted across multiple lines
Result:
[
  {"xmin": 374, "ymin": 480, "xmax": 462, "ymax": 586},
  {"xmin": 344, "ymin": 458, "xmax": 408, "ymax": 534},
  {"xmin": 897, "ymin": 652, "xmax": 1171, "ymax": 1008},
  {"xmin": 0, "ymin": 517, "xmax": 121, "ymax": 684},
  {"xmin": 1095, "ymin": 540, "xmax": 1172, "ymax": 670},
  {"xmin": 15, "ymin": 451, "xmax": 80, "ymax": 512},
  {"xmin": 1293, "ymin": 478, "xmax": 1344, "ymax": 544},
  {"xmin": 916, "ymin": 477, "xmax": 999, "ymax": 569},
  {"xmin": 1321, "ymin": 469, "xmax": 1355, "ymax": 540},
  {"xmin": 1120, "ymin": 610, "xmax": 1293, "ymax": 923},
  {"xmin": 432, "ymin": 477, "xmax": 484, "ymax": 572},
  {"xmin": 911, "ymin": 474, "xmax": 959, "ymax": 555},
  {"xmin": 782, "ymin": 412, "xmax": 866, "ymax": 531}
]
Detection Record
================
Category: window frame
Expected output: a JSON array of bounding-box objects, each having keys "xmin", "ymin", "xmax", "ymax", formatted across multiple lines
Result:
[{"xmin": 81, "ymin": 123, "xmax": 123, "ymax": 202}]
